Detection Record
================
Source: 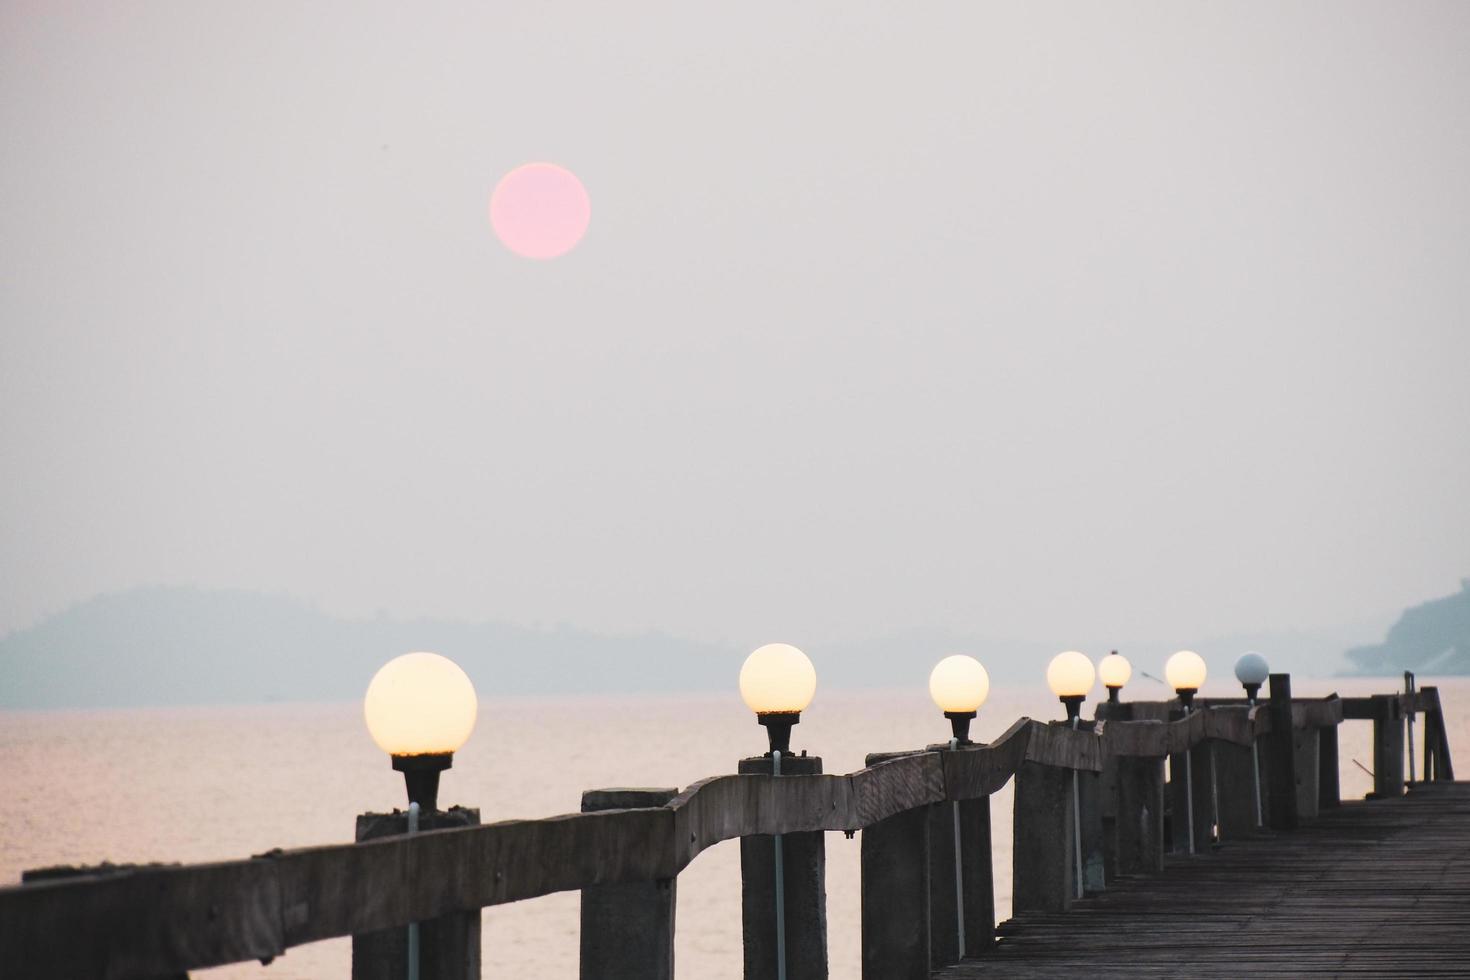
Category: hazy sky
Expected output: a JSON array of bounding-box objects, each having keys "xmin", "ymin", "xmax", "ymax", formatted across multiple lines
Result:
[{"xmin": 3, "ymin": 2, "xmax": 1467, "ymax": 652}]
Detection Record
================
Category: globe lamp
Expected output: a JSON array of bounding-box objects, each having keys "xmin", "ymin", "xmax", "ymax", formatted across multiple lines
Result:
[
  {"xmin": 739, "ymin": 643, "xmax": 817, "ymax": 755},
  {"xmin": 1046, "ymin": 650, "xmax": 1095, "ymax": 721},
  {"xmin": 929, "ymin": 655, "xmax": 990, "ymax": 744},
  {"xmin": 1234, "ymin": 652, "xmax": 1270, "ymax": 703},
  {"xmin": 1165, "ymin": 650, "xmax": 1208, "ymax": 708},
  {"xmin": 1097, "ymin": 651, "xmax": 1132, "ymax": 703},
  {"xmin": 364, "ymin": 652, "xmax": 478, "ymax": 812}
]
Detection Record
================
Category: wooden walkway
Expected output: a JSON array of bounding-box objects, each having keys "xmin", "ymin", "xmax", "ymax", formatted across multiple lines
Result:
[{"xmin": 936, "ymin": 782, "xmax": 1470, "ymax": 979}]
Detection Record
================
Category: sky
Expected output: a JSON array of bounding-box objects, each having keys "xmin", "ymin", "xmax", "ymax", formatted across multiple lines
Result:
[{"xmin": 2, "ymin": 2, "xmax": 1468, "ymax": 658}]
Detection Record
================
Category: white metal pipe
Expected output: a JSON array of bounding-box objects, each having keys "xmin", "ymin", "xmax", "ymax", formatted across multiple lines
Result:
[
  {"xmin": 1183, "ymin": 704, "xmax": 1196, "ymax": 855},
  {"xmin": 1210, "ymin": 743, "xmax": 1221, "ymax": 845},
  {"xmin": 949, "ymin": 737, "xmax": 966, "ymax": 958},
  {"xmin": 1249, "ymin": 694, "xmax": 1263, "ymax": 828},
  {"xmin": 772, "ymin": 749, "xmax": 787, "ymax": 980},
  {"xmin": 407, "ymin": 802, "xmax": 420, "ymax": 980},
  {"xmin": 1072, "ymin": 716, "xmax": 1084, "ymax": 898}
]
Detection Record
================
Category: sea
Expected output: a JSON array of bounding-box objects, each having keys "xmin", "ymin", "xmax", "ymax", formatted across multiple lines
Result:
[{"xmin": 2, "ymin": 676, "xmax": 1464, "ymax": 979}]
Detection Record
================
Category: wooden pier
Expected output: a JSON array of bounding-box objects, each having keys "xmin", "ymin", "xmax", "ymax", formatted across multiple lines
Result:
[
  {"xmin": 0, "ymin": 674, "xmax": 1458, "ymax": 979},
  {"xmin": 939, "ymin": 782, "xmax": 1470, "ymax": 978}
]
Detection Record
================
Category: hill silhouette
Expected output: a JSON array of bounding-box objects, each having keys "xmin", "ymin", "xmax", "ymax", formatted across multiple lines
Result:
[
  {"xmin": 1347, "ymin": 579, "xmax": 1470, "ymax": 675},
  {"xmin": 0, "ymin": 586, "xmax": 1407, "ymax": 709},
  {"xmin": 0, "ymin": 587, "xmax": 737, "ymax": 709}
]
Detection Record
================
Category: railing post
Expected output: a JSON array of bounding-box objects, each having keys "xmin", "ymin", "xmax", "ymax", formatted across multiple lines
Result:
[
  {"xmin": 579, "ymin": 788, "xmax": 679, "ymax": 980},
  {"xmin": 925, "ymin": 795, "xmax": 993, "ymax": 967},
  {"xmin": 860, "ymin": 803, "xmax": 930, "ymax": 980},
  {"xmin": 1318, "ymin": 721, "xmax": 1341, "ymax": 809},
  {"xmin": 1112, "ymin": 753, "xmax": 1165, "ymax": 874},
  {"xmin": 1370, "ymin": 694, "xmax": 1406, "ymax": 798},
  {"xmin": 739, "ymin": 754, "xmax": 828, "ymax": 980},
  {"xmin": 1167, "ymin": 708, "xmax": 1213, "ymax": 852},
  {"xmin": 1293, "ymin": 723, "xmax": 1321, "ymax": 820},
  {"xmin": 1422, "ymin": 686, "xmax": 1455, "ymax": 780},
  {"xmin": 1264, "ymin": 674, "xmax": 1299, "ymax": 830},
  {"xmin": 351, "ymin": 807, "xmax": 481, "ymax": 980},
  {"xmin": 1012, "ymin": 760, "xmax": 1075, "ymax": 913},
  {"xmin": 1074, "ymin": 725, "xmax": 1107, "ymax": 891},
  {"xmin": 1213, "ymin": 737, "xmax": 1260, "ymax": 839}
]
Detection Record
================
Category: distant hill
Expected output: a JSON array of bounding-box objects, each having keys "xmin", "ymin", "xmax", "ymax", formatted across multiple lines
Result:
[
  {"xmin": 1346, "ymin": 580, "xmax": 1470, "ymax": 676},
  {"xmin": 0, "ymin": 587, "xmax": 738, "ymax": 709},
  {"xmin": 0, "ymin": 586, "xmax": 1399, "ymax": 709},
  {"xmin": 0, "ymin": 589, "xmax": 1060, "ymax": 709}
]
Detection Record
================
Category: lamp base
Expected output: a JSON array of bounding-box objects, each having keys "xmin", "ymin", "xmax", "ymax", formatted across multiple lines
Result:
[
  {"xmin": 944, "ymin": 710, "xmax": 977, "ymax": 744},
  {"xmin": 1242, "ymin": 683, "xmax": 1261, "ymax": 704},
  {"xmin": 1059, "ymin": 694, "xmax": 1086, "ymax": 722},
  {"xmin": 757, "ymin": 712, "xmax": 800, "ymax": 755},
  {"xmin": 1106, "ymin": 685, "xmax": 1121, "ymax": 704},
  {"xmin": 391, "ymin": 752, "xmax": 453, "ymax": 812},
  {"xmin": 1175, "ymin": 688, "xmax": 1198, "ymax": 710}
]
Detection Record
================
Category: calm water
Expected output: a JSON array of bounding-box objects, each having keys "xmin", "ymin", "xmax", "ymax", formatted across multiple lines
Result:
[{"xmin": 2, "ymin": 677, "xmax": 1464, "ymax": 979}]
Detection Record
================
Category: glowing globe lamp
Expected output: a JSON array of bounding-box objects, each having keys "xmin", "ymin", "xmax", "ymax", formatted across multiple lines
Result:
[
  {"xmin": 739, "ymin": 643, "xmax": 817, "ymax": 755},
  {"xmin": 929, "ymin": 655, "xmax": 991, "ymax": 744},
  {"xmin": 1165, "ymin": 650, "xmax": 1208, "ymax": 708},
  {"xmin": 365, "ymin": 652, "xmax": 478, "ymax": 811},
  {"xmin": 1234, "ymin": 652, "xmax": 1270, "ymax": 702},
  {"xmin": 1047, "ymin": 650, "xmax": 1096, "ymax": 721},
  {"xmin": 1097, "ymin": 651, "xmax": 1132, "ymax": 703}
]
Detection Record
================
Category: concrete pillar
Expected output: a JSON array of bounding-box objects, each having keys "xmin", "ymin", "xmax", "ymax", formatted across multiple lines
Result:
[
  {"xmin": 1011, "ymin": 760, "xmax": 1074, "ymax": 913},
  {"xmin": 860, "ymin": 805, "xmax": 929, "ymax": 980},
  {"xmin": 352, "ymin": 807, "xmax": 481, "ymax": 980},
  {"xmin": 1371, "ymin": 695, "xmax": 1406, "ymax": 798},
  {"xmin": 739, "ymin": 755, "xmax": 827, "ymax": 980},
  {"xmin": 1112, "ymin": 755, "xmax": 1165, "ymax": 875},
  {"xmin": 925, "ymin": 796, "xmax": 993, "ymax": 968},
  {"xmin": 1265, "ymin": 674, "xmax": 1298, "ymax": 830},
  {"xmin": 580, "ymin": 788, "xmax": 679, "ymax": 980}
]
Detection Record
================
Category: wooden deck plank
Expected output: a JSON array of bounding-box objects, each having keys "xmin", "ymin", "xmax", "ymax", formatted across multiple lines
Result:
[{"xmin": 936, "ymin": 782, "xmax": 1470, "ymax": 979}]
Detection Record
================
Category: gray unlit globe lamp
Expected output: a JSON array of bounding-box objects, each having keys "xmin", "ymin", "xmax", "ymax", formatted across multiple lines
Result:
[
  {"xmin": 1097, "ymin": 651, "xmax": 1132, "ymax": 703},
  {"xmin": 1165, "ymin": 650, "xmax": 1208, "ymax": 708},
  {"xmin": 739, "ymin": 643, "xmax": 817, "ymax": 755},
  {"xmin": 1234, "ymin": 652, "xmax": 1270, "ymax": 703},
  {"xmin": 364, "ymin": 651, "xmax": 478, "ymax": 812},
  {"xmin": 929, "ymin": 655, "xmax": 991, "ymax": 743},
  {"xmin": 1047, "ymin": 650, "xmax": 1096, "ymax": 721}
]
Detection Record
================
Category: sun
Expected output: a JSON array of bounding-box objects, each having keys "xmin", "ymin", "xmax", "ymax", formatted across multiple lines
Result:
[{"xmin": 488, "ymin": 162, "xmax": 591, "ymax": 260}]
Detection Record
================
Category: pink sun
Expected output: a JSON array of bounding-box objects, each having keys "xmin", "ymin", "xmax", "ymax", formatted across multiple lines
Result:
[{"xmin": 488, "ymin": 162, "xmax": 590, "ymax": 260}]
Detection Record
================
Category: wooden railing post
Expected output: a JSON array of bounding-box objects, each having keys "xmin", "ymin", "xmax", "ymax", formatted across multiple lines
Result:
[
  {"xmin": 1421, "ymin": 686, "xmax": 1455, "ymax": 781},
  {"xmin": 1293, "ymin": 723, "xmax": 1321, "ymax": 820},
  {"xmin": 925, "ymin": 795, "xmax": 994, "ymax": 967},
  {"xmin": 1012, "ymin": 760, "xmax": 1075, "ymax": 913},
  {"xmin": 351, "ymin": 807, "xmax": 481, "ymax": 980},
  {"xmin": 1167, "ymin": 708, "xmax": 1213, "ymax": 852},
  {"xmin": 1213, "ymin": 738, "xmax": 1260, "ymax": 839},
  {"xmin": 1075, "ymin": 727, "xmax": 1107, "ymax": 891},
  {"xmin": 860, "ymin": 803, "xmax": 930, "ymax": 980},
  {"xmin": 1370, "ymin": 694, "xmax": 1406, "ymax": 798},
  {"xmin": 739, "ymin": 754, "xmax": 828, "ymax": 980},
  {"xmin": 1112, "ymin": 754, "xmax": 1166, "ymax": 873},
  {"xmin": 1264, "ymin": 674, "xmax": 1299, "ymax": 830},
  {"xmin": 1318, "ymin": 720, "xmax": 1341, "ymax": 809},
  {"xmin": 579, "ymin": 788, "xmax": 679, "ymax": 980}
]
